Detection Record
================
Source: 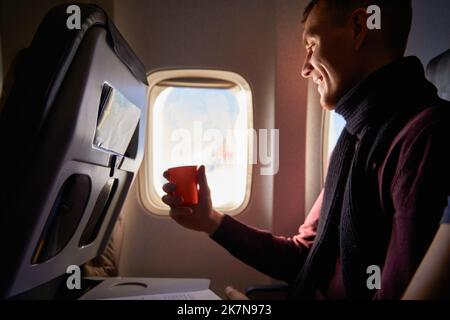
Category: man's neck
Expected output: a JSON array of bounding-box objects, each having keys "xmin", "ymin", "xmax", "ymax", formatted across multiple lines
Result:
[
  {"xmin": 336, "ymin": 53, "xmax": 403, "ymax": 110},
  {"xmin": 359, "ymin": 53, "xmax": 402, "ymax": 85}
]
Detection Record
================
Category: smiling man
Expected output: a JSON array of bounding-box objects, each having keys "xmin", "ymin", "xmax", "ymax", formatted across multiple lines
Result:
[
  {"xmin": 162, "ymin": 0, "xmax": 450, "ymax": 299},
  {"xmin": 301, "ymin": 0, "xmax": 412, "ymax": 110}
]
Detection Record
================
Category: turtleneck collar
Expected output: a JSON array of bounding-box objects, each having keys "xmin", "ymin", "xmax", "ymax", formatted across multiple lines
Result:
[{"xmin": 334, "ymin": 56, "xmax": 438, "ymax": 136}]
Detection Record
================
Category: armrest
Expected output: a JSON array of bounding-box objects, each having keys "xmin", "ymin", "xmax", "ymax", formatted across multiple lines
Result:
[{"xmin": 245, "ymin": 283, "xmax": 290, "ymax": 300}]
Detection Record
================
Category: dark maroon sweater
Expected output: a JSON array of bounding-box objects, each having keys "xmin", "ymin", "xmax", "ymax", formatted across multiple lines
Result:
[{"xmin": 211, "ymin": 94, "xmax": 450, "ymax": 300}]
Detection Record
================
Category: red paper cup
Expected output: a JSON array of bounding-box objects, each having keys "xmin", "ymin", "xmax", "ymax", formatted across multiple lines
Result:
[{"xmin": 167, "ymin": 166, "xmax": 199, "ymax": 205}]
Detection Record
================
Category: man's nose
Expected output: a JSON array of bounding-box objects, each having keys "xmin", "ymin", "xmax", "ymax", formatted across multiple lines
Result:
[{"xmin": 301, "ymin": 56, "xmax": 313, "ymax": 79}]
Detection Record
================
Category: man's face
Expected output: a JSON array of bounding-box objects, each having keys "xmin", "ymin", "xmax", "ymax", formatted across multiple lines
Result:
[{"xmin": 302, "ymin": 2, "xmax": 360, "ymax": 110}]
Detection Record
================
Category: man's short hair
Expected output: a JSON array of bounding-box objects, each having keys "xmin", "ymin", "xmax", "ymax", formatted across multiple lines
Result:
[{"xmin": 302, "ymin": 0, "xmax": 413, "ymax": 55}]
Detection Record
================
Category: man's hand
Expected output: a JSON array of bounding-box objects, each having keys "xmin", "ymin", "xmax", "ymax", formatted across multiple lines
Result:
[
  {"xmin": 225, "ymin": 286, "xmax": 249, "ymax": 300},
  {"xmin": 162, "ymin": 165, "xmax": 224, "ymax": 235}
]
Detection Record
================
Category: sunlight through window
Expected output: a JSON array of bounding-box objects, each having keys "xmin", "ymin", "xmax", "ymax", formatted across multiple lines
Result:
[
  {"xmin": 141, "ymin": 71, "xmax": 253, "ymax": 216},
  {"xmin": 323, "ymin": 111, "xmax": 346, "ymax": 180},
  {"xmin": 327, "ymin": 111, "xmax": 346, "ymax": 158}
]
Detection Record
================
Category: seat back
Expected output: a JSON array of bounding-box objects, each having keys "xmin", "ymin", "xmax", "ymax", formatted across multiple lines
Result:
[
  {"xmin": 0, "ymin": 4, "xmax": 148, "ymax": 298},
  {"xmin": 402, "ymin": 49, "xmax": 450, "ymax": 300},
  {"xmin": 426, "ymin": 49, "xmax": 450, "ymax": 101}
]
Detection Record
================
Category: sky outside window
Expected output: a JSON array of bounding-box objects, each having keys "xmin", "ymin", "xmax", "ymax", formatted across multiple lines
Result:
[
  {"xmin": 327, "ymin": 111, "xmax": 346, "ymax": 158},
  {"xmin": 152, "ymin": 86, "xmax": 250, "ymax": 209}
]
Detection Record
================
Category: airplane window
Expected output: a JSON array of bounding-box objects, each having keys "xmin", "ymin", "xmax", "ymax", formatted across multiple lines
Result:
[
  {"xmin": 323, "ymin": 111, "xmax": 346, "ymax": 179},
  {"xmin": 141, "ymin": 71, "xmax": 253, "ymax": 216},
  {"xmin": 327, "ymin": 111, "xmax": 346, "ymax": 158}
]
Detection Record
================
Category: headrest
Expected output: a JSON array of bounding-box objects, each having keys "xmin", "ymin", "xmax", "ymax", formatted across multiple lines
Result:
[{"xmin": 426, "ymin": 49, "xmax": 450, "ymax": 101}]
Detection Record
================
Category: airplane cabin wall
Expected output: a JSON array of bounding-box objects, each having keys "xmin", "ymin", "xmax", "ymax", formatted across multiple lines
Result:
[
  {"xmin": 114, "ymin": 0, "xmax": 310, "ymax": 297},
  {"xmin": 273, "ymin": 0, "xmax": 309, "ymax": 237}
]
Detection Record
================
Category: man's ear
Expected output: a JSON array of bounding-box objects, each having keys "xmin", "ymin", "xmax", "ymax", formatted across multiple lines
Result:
[{"xmin": 350, "ymin": 8, "xmax": 369, "ymax": 51}]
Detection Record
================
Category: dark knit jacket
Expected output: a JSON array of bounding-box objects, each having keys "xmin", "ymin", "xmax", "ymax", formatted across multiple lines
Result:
[{"xmin": 293, "ymin": 57, "xmax": 448, "ymax": 299}]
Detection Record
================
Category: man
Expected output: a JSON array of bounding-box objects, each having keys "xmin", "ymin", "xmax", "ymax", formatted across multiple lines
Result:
[{"xmin": 162, "ymin": 0, "xmax": 450, "ymax": 299}]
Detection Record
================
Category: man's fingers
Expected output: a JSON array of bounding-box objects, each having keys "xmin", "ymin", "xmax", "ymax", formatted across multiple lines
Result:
[
  {"xmin": 162, "ymin": 194, "xmax": 183, "ymax": 207},
  {"xmin": 162, "ymin": 183, "xmax": 176, "ymax": 193},
  {"xmin": 197, "ymin": 165, "xmax": 207, "ymax": 186},
  {"xmin": 170, "ymin": 207, "xmax": 193, "ymax": 219},
  {"xmin": 197, "ymin": 165, "xmax": 211, "ymax": 197},
  {"xmin": 163, "ymin": 170, "xmax": 170, "ymax": 180},
  {"xmin": 225, "ymin": 286, "xmax": 249, "ymax": 300}
]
